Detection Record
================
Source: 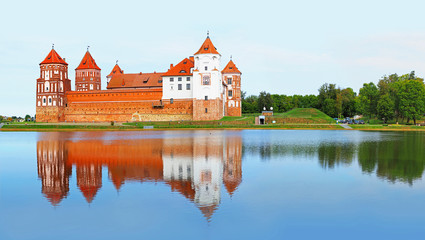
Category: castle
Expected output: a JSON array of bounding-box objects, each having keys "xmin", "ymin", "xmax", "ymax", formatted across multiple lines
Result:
[{"xmin": 36, "ymin": 34, "xmax": 242, "ymax": 122}]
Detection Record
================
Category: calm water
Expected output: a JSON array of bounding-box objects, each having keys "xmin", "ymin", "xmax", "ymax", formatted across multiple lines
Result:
[{"xmin": 1, "ymin": 130, "xmax": 425, "ymax": 240}]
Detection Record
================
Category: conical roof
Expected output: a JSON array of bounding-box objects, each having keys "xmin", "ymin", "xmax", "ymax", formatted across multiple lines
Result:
[
  {"xmin": 40, "ymin": 49, "xmax": 68, "ymax": 65},
  {"xmin": 79, "ymin": 185, "xmax": 101, "ymax": 203},
  {"xmin": 221, "ymin": 60, "xmax": 241, "ymax": 74},
  {"xmin": 107, "ymin": 64, "xmax": 124, "ymax": 77},
  {"xmin": 194, "ymin": 37, "xmax": 220, "ymax": 55},
  {"xmin": 76, "ymin": 51, "xmax": 101, "ymax": 70}
]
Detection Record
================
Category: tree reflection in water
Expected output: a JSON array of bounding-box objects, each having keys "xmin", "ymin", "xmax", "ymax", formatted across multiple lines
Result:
[{"xmin": 243, "ymin": 131, "xmax": 425, "ymax": 185}]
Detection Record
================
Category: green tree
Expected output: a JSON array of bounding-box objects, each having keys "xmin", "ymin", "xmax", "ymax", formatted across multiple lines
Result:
[
  {"xmin": 340, "ymin": 88, "xmax": 357, "ymax": 118},
  {"xmin": 257, "ymin": 91, "xmax": 273, "ymax": 112},
  {"xmin": 322, "ymin": 98, "xmax": 337, "ymax": 118},
  {"xmin": 358, "ymin": 82, "xmax": 379, "ymax": 118},
  {"xmin": 377, "ymin": 94, "xmax": 394, "ymax": 123},
  {"xmin": 0, "ymin": 115, "xmax": 3, "ymax": 122},
  {"xmin": 242, "ymin": 95, "xmax": 258, "ymax": 113},
  {"xmin": 25, "ymin": 115, "xmax": 31, "ymax": 121},
  {"xmin": 398, "ymin": 80, "xmax": 425, "ymax": 124}
]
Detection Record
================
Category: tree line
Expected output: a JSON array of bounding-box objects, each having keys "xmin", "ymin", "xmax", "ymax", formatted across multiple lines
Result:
[{"xmin": 242, "ymin": 71, "xmax": 425, "ymax": 124}]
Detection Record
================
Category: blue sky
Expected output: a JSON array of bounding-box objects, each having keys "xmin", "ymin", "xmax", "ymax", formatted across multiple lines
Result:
[{"xmin": 1, "ymin": 0, "xmax": 425, "ymax": 116}]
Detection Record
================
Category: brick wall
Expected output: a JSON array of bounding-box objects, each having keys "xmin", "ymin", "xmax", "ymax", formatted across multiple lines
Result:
[
  {"xmin": 36, "ymin": 106, "xmax": 65, "ymax": 123},
  {"xmin": 64, "ymin": 90, "xmax": 193, "ymax": 122},
  {"xmin": 192, "ymin": 98, "xmax": 223, "ymax": 121}
]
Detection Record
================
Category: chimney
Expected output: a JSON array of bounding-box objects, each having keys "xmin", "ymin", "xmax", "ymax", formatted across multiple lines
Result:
[{"xmin": 170, "ymin": 64, "xmax": 173, "ymax": 69}]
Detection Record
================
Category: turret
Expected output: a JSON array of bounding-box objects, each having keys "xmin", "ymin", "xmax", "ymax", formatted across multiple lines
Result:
[
  {"xmin": 75, "ymin": 48, "xmax": 101, "ymax": 91},
  {"xmin": 36, "ymin": 46, "xmax": 71, "ymax": 122},
  {"xmin": 222, "ymin": 58, "xmax": 242, "ymax": 116},
  {"xmin": 106, "ymin": 62, "xmax": 123, "ymax": 86}
]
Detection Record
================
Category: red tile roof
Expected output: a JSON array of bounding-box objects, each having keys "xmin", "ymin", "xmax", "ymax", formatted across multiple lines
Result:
[
  {"xmin": 40, "ymin": 49, "xmax": 68, "ymax": 65},
  {"xmin": 107, "ymin": 64, "xmax": 124, "ymax": 77},
  {"xmin": 75, "ymin": 51, "xmax": 101, "ymax": 70},
  {"xmin": 194, "ymin": 37, "xmax": 220, "ymax": 55},
  {"xmin": 107, "ymin": 72, "xmax": 164, "ymax": 89},
  {"xmin": 222, "ymin": 60, "xmax": 241, "ymax": 74},
  {"xmin": 162, "ymin": 58, "xmax": 194, "ymax": 76}
]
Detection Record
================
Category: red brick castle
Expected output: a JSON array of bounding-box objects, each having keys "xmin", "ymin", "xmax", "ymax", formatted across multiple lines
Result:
[{"xmin": 36, "ymin": 35, "xmax": 242, "ymax": 122}]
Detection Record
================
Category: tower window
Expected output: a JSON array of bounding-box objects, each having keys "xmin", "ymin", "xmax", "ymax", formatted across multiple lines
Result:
[
  {"xmin": 205, "ymin": 66, "xmax": 208, "ymax": 71},
  {"xmin": 205, "ymin": 96, "xmax": 208, "ymax": 101},
  {"xmin": 202, "ymin": 75, "xmax": 210, "ymax": 85},
  {"xmin": 227, "ymin": 78, "xmax": 232, "ymax": 84},
  {"xmin": 186, "ymin": 84, "xmax": 190, "ymax": 90},
  {"xmin": 228, "ymin": 90, "xmax": 233, "ymax": 97},
  {"xmin": 178, "ymin": 84, "xmax": 182, "ymax": 90},
  {"xmin": 170, "ymin": 98, "xmax": 174, "ymax": 104},
  {"xmin": 205, "ymin": 108, "xmax": 208, "ymax": 113}
]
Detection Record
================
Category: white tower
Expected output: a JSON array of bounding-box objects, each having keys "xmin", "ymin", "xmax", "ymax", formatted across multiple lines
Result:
[{"xmin": 192, "ymin": 33, "xmax": 224, "ymax": 120}]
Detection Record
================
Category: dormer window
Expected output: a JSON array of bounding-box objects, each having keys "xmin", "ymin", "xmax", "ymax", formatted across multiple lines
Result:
[{"xmin": 180, "ymin": 70, "xmax": 186, "ymax": 73}]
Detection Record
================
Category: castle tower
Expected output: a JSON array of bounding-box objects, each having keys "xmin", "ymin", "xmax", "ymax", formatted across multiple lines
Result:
[
  {"xmin": 75, "ymin": 49, "xmax": 101, "ymax": 91},
  {"xmin": 192, "ymin": 34, "xmax": 224, "ymax": 121},
  {"xmin": 222, "ymin": 59, "xmax": 242, "ymax": 116},
  {"xmin": 36, "ymin": 47, "xmax": 71, "ymax": 122},
  {"xmin": 106, "ymin": 62, "xmax": 123, "ymax": 86}
]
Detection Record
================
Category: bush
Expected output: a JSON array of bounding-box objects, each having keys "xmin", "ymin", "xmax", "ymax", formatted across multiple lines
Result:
[{"xmin": 111, "ymin": 121, "xmax": 115, "ymax": 126}]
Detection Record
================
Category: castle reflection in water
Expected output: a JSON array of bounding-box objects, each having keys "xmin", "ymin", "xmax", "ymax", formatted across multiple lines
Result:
[{"xmin": 37, "ymin": 131, "xmax": 242, "ymax": 220}]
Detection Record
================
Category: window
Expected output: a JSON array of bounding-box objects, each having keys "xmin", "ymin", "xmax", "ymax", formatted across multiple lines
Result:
[
  {"xmin": 202, "ymin": 75, "xmax": 210, "ymax": 85},
  {"xmin": 227, "ymin": 78, "xmax": 232, "ymax": 84},
  {"xmin": 186, "ymin": 84, "xmax": 190, "ymax": 90},
  {"xmin": 170, "ymin": 98, "xmax": 174, "ymax": 104},
  {"xmin": 205, "ymin": 66, "xmax": 208, "ymax": 71},
  {"xmin": 49, "ymin": 98, "xmax": 52, "ymax": 103},
  {"xmin": 186, "ymin": 77, "xmax": 190, "ymax": 81},
  {"xmin": 205, "ymin": 108, "xmax": 208, "ymax": 113},
  {"xmin": 170, "ymin": 77, "xmax": 174, "ymax": 82},
  {"xmin": 43, "ymin": 98, "xmax": 46, "ymax": 103},
  {"xmin": 178, "ymin": 77, "xmax": 182, "ymax": 81},
  {"xmin": 228, "ymin": 90, "xmax": 233, "ymax": 97},
  {"xmin": 178, "ymin": 84, "xmax": 182, "ymax": 90},
  {"xmin": 205, "ymin": 96, "xmax": 208, "ymax": 101}
]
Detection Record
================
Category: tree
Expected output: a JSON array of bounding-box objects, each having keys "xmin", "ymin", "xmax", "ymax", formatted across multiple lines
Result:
[
  {"xmin": 358, "ymin": 82, "xmax": 379, "ymax": 118},
  {"xmin": 340, "ymin": 88, "xmax": 357, "ymax": 118},
  {"xmin": 398, "ymin": 80, "xmax": 425, "ymax": 125},
  {"xmin": 25, "ymin": 115, "xmax": 31, "ymax": 121},
  {"xmin": 257, "ymin": 91, "xmax": 273, "ymax": 112},
  {"xmin": 0, "ymin": 115, "xmax": 3, "ymax": 122},
  {"xmin": 242, "ymin": 95, "xmax": 258, "ymax": 113},
  {"xmin": 377, "ymin": 94, "xmax": 394, "ymax": 123},
  {"xmin": 322, "ymin": 98, "xmax": 337, "ymax": 118}
]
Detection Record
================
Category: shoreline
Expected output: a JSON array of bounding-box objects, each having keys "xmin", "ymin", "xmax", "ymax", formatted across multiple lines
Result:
[{"xmin": 2, "ymin": 125, "xmax": 425, "ymax": 132}]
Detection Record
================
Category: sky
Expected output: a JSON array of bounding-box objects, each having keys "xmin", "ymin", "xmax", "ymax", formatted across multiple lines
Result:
[{"xmin": 1, "ymin": 0, "xmax": 425, "ymax": 116}]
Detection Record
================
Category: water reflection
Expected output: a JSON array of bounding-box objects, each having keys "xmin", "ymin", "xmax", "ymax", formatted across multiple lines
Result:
[
  {"xmin": 243, "ymin": 131, "xmax": 425, "ymax": 185},
  {"xmin": 36, "ymin": 131, "xmax": 242, "ymax": 220}
]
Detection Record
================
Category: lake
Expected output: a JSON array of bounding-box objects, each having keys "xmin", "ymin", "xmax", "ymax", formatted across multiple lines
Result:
[{"xmin": 1, "ymin": 130, "xmax": 425, "ymax": 240}]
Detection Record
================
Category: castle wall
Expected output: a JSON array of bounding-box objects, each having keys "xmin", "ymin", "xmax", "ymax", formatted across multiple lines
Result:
[
  {"xmin": 64, "ymin": 89, "xmax": 193, "ymax": 122},
  {"xmin": 36, "ymin": 106, "xmax": 65, "ymax": 123},
  {"xmin": 193, "ymin": 98, "xmax": 223, "ymax": 121}
]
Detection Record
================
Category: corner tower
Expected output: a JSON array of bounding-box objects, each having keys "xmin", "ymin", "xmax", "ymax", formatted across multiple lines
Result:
[
  {"xmin": 36, "ymin": 47, "xmax": 71, "ymax": 122},
  {"xmin": 75, "ymin": 49, "xmax": 101, "ymax": 91},
  {"xmin": 222, "ymin": 58, "xmax": 242, "ymax": 116},
  {"xmin": 192, "ymin": 34, "xmax": 224, "ymax": 120}
]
